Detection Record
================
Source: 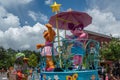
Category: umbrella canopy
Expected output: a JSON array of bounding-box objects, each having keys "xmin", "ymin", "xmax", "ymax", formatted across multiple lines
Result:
[
  {"xmin": 16, "ymin": 53, "xmax": 25, "ymax": 59},
  {"xmin": 49, "ymin": 11, "xmax": 92, "ymax": 30}
]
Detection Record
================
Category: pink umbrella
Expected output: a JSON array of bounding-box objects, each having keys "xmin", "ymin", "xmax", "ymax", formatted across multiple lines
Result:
[{"xmin": 49, "ymin": 11, "xmax": 92, "ymax": 30}]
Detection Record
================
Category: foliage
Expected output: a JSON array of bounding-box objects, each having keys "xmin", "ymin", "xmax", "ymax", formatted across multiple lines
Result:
[
  {"xmin": 0, "ymin": 47, "xmax": 40, "ymax": 69},
  {"xmin": 0, "ymin": 47, "xmax": 16, "ymax": 68},
  {"xmin": 28, "ymin": 53, "xmax": 38, "ymax": 67},
  {"xmin": 100, "ymin": 37, "xmax": 120, "ymax": 61}
]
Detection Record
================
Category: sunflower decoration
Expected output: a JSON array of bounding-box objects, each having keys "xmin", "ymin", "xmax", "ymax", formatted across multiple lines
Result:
[
  {"xmin": 66, "ymin": 75, "xmax": 72, "ymax": 80},
  {"xmin": 66, "ymin": 73, "xmax": 78, "ymax": 80},
  {"xmin": 72, "ymin": 73, "xmax": 78, "ymax": 80}
]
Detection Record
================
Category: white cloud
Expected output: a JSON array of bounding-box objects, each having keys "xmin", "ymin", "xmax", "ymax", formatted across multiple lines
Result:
[
  {"xmin": 0, "ymin": 23, "xmax": 47, "ymax": 50},
  {"xmin": 85, "ymin": 0, "xmax": 120, "ymax": 37},
  {"xmin": 0, "ymin": 0, "xmax": 33, "ymax": 7},
  {"xmin": 85, "ymin": 9, "xmax": 120, "ymax": 37},
  {"xmin": 28, "ymin": 11, "xmax": 37, "ymax": 21},
  {"xmin": 45, "ymin": 0, "xmax": 53, "ymax": 5},
  {"xmin": 0, "ymin": 6, "xmax": 20, "ymax": 31},
  {"xmin": 0, "ymin": 5, "xmax": 48, "ymax": 50},
  {"xmin": 25, "ymin": 21, "xmax": 28, "ymax": 25},
  {"xmin": 28, "ymin": 11, "xmax": 48, "ymax": 23},
  {"xmin": 86, "ymin": 0, "xmax": 120, "ymax": 19},
  {"xmin": 0, "ymin": 0, "xmax": 119, "ymax": 51}
]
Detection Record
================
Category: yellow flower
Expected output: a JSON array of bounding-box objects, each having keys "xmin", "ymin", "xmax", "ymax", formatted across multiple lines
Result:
[
  {"xmin": 72, "ymin": 73, "xmax": 78, "ymax": 80},
  {"xmin": 66, "ymin": 75, "xmax": 72, "ymax": 80}
]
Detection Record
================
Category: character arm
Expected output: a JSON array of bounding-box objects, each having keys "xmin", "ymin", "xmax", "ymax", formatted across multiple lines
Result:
[
  {"xmin": 78, "ymin": 32, "xmax": 88, "ymax": 40},
  {"xmin": 45, "ymin": 23, "xmax": 56, "ymax": 41},
  {"xmin": 45, "ymin": 23, "xmax": 53, "ymax": 34},
  {"xmin": 36, "ymin": 44, "xmax": 45, "ymax": 49}
]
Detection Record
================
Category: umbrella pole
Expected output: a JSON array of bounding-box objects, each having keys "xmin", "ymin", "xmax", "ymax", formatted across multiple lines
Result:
[
  {"xmin": 50, "ymin": 1, "xmax": 62, "ymax": 68},
  {"xmin": 65, "ymin": 28, "xmax": 66, "ymax": 38},
  {"xmin": 56, "ymin": 17, "xmax": 62, "ymax": 68}
]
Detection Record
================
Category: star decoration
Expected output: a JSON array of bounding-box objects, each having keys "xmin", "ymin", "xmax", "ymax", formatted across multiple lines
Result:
[{"xmin": 51, "ymin": 2, "xmax": 61, "ymax": 12}]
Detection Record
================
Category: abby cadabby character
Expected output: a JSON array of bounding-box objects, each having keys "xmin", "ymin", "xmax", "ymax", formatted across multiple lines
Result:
[{"xmin": 66, "ymin": 23, "xmax": 88, "ymax": 69}]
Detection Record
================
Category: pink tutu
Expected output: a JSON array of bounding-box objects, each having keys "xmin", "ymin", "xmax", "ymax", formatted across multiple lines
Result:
[{"xmin": 41, "ymin": 46, "xmax": 58, "ymax": 56}]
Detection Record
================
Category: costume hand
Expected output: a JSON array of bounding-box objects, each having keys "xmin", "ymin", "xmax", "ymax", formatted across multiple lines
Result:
[
  {"xmin": 36, "ymin": 44, "xmax": 45, "ymax": 49},
  {"xmin": 45, "ymin": 23, "xmax": 52, "ymax": 29}
]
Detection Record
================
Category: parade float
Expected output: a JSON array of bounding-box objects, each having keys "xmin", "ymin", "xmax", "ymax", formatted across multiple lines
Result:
[{"xmin": 36, "ymin": 2, "xmax": 100, "ymax": 80}]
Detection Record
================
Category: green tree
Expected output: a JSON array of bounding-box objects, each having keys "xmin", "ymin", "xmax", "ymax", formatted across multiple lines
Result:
[
  {"xmin": 0, "ymin": 47, "xmax": 7, "ymax": 68},
  {"xmin": 6, "ymin": 48, "xmax": 16, "ymax": 67},
  {"xmin": 28, "ymin": 53, "xmax": 38, "ymax": 67},
  {"xmin": 0, "ymin": 46, "xmax": 40, "ymax": 69},
  {"xmin": 100, "ymin": 37, "xmax": 120, "ymax": 61}
]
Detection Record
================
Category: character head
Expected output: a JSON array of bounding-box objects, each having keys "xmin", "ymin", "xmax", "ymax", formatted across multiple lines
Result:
[
  {"xmin": 9, "ymin": 66, "xmax": 14, "ymax": 72},
  {"xmin": 68, "ymin": 23, "xmax": 84, "ymax": 36}
]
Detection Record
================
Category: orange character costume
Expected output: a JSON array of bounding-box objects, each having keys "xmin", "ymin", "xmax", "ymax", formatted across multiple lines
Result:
[{"xmin": 36, "ymin": 23, "xmax": 58, "ymax": 71}]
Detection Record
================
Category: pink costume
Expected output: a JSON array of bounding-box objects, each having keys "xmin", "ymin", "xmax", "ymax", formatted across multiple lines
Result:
[
  {"xmin": 40, "ymin": 41, "xmax": 58, "ymax": 56},
  {"xmin": 66, "ymin": 23, "xmax": 88, "ymax": 66}
]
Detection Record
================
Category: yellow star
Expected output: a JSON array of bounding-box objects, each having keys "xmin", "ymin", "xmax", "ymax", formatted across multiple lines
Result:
[{"xmin": 51, "ymin": 2, "xmax": 61, "ymax": 12}]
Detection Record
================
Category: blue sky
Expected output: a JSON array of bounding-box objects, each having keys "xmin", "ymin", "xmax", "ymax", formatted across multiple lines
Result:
[
  {"xmin": 4, "ymin": 0, "xmax": 88, "ymax": 26},
  {"xmin": 0, "ymin": 0, "xmax": 120, "ymax": 50}
]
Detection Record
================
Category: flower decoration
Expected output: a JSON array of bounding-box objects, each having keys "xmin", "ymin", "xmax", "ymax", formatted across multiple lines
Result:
[
  {"xmin": 66, "ymin": 75, "xmax": 72, "ymax": 80},
  {"xmin": 72, "ymin": 73, "xmax": 78, "ymax": 80},
  {"xmin": 66, "ymin": 73, "xmax": 78, "ymax": 80},
  {"xmin": 54, "ymin": 75, "xmax": 59, "ymax": 80},
  {"xmin": 48, "ymin": 76, "xmax": 51, "ymax": 80}
]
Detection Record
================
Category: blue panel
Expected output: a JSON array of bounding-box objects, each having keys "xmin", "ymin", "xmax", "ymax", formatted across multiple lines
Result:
[{"xmin": 40, "ymin": 70, "xmax": 99, "ymax": 80}]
